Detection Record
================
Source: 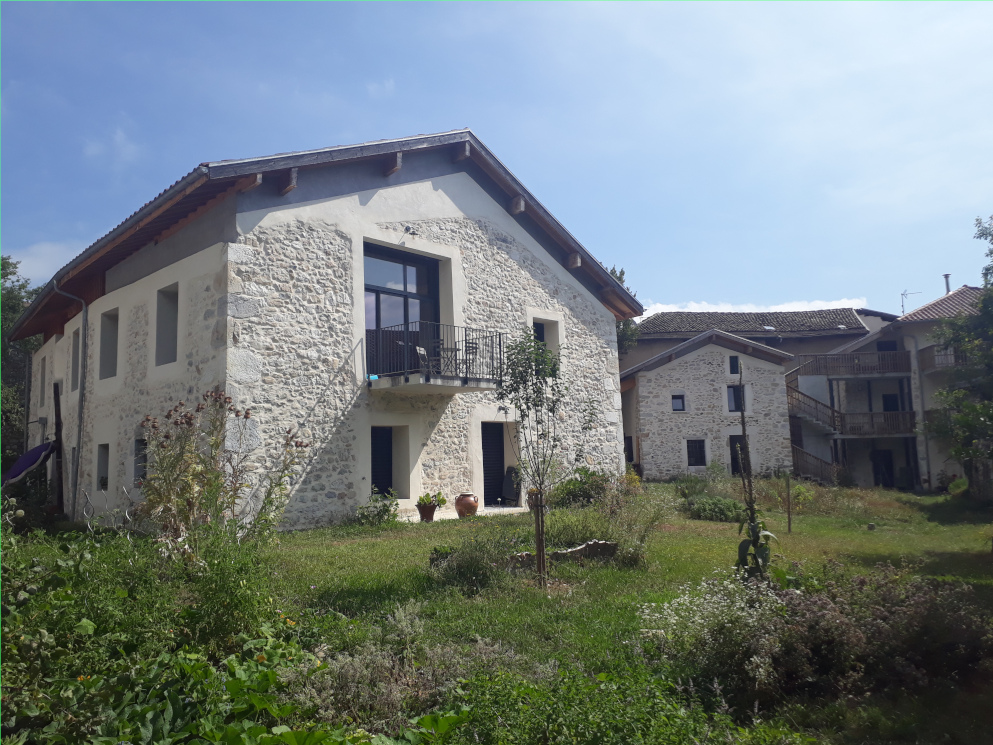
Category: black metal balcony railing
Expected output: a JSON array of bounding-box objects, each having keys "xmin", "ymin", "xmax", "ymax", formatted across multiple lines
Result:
[{"xmin": 366, "ymin": 322, "xmax": 504, "ymax": 381}]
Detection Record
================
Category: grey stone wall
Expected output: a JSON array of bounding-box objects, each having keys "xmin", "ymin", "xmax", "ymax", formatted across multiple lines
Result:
[{"xmin": 635, "ymin": 346, "xmax": 791, "ymax": 479}]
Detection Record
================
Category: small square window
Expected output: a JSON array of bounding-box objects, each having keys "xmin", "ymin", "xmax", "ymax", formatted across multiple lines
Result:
[
  {"xmin": 672, "ymin": 394, "xmax": 685, "ymax": 411},
  {"xmin": 687, "ymin": 439, "xmax": 706, "ymax": 467},
  {"xmin": 729, "ymin": 355, "xmax": 740, "ymax": 375},
  {"xmin": 728, "ymin": 385, "xmax": 744, "ymax": 412}
]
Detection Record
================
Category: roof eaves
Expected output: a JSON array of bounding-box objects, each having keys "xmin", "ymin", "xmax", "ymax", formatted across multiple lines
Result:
[{"xmin": 621, "ymin": 328, "xmax": 793, "ymax": 379}]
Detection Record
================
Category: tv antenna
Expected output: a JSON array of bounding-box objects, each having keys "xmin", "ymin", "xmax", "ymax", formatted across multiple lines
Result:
[{"xmin": 900, "ymin": 289, "xmax": 921, "ymax": 315}]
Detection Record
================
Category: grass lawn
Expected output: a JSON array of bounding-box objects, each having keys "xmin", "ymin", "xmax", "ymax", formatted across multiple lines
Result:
[{"xmin": 273, "ymin": 482, "xmax": 993, "ymax": 742}]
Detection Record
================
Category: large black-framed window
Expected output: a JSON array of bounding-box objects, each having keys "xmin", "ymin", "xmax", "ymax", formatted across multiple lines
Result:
[
  {"xmin": 363, "ymin": 244, "xmax": 439, "ymax": 331},
  {"xmin": 687, "ymin": 439, "xmax": 707, "ymax": 467}
]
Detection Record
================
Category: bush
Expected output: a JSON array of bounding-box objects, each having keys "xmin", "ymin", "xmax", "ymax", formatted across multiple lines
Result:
[
  {"xmin": 546, "ymin": 467, "xmax": 613, "ymax": 508},
  {"xmin": 641, "ymin": 563, "xmax": 993, "ymax": 712},
  {"xmin": 429, "ymin": 521, "xmax": 528, "ymax": 593},
  {"xmin": 687, "ymin": 496, "xmax": 745, "ymax": 522},
  {"xmin": 354, "ymin": 487, "xmax": 400, "ymax": 526}
]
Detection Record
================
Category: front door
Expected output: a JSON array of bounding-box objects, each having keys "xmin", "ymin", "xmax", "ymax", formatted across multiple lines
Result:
[{"xmin": 481, "ymin": 422, "xmax": 505, "ymax": 506}]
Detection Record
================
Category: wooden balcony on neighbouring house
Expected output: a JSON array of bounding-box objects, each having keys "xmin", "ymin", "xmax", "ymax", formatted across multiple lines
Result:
[
  {"xmin": 919, "ymin": 345, "xmax": 969, "ymax": 373},
  {"xmin": 836, "ymin": 411, "xmax": 916, "ymax": 437},
  {"xmin": 795, "ymin": 351, "xmax": 912, "ymax": 378},
  {"xmin": 791, "ymin": 446, "xmax": 837, "ymax": 485},
  {"xmin": 787, "ymin": 386, "xmax": 840, "ymax": 432},
  {"xmin": 367, "ymin": 321, "xmax": 504, "ymax": 393}
]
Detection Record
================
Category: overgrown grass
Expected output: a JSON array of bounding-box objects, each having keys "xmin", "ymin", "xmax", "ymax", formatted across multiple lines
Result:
[{"xmin": 272, "ymin": 481, "xmax": 993, "ymax": 743}]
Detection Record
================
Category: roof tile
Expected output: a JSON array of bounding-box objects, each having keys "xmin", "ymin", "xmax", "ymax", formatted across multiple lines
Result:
[
  {"xmin": 898, "ymin": 286, "xmax": 983, "ymax": 322},
  {"xmin": 638, "ymin": 308, "xmax": 866, "ymax": 336}
]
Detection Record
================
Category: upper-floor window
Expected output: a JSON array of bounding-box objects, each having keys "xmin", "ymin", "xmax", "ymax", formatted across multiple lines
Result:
[
  {"xmin": 672, "ymin": 394, "xmax": 685, "ymax": 411},
  {"xmin": 728, "ymin": 384, "xmax": 745, "ymax": 412},
  {"xmin": 99, "ymin": 308, "xmax": 120, "ymax": 379},
  {"xmin": 363, "ymin": 246, "xmax": 438, "ymax": 331},
  {"xmin": 729, "ymin": 355, "xmax": 740, "ymax": 375},
  {"xmin": 156, "ymin": 284, "xmax": 179, "ymax": 366}
]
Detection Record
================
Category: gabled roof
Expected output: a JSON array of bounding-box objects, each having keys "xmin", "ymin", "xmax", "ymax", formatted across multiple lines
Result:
[
  {"xmin": 11, "ymin": 129, "xmax": 642, "ymax": 340},
  {"xmin": 620, "ymin": 329, "xmax": 794, "ymax": 380},
  {"xmin": 637, "ymin": 308, "xmax": 867, "ymax": 338},
  {"xmin": 898, "ymin": 285, "xmax": 982, "ymax": 323}
]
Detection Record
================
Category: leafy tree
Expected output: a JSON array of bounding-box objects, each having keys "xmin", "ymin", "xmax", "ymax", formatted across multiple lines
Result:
[
  {"xmin": 1, "ymin": 257, "xmax": 41, "ymax": 470},
  {"xmin": 609, "ymin": 266, "xmax": 640, "ymax": 356},
  {"xmin": 497, "ymin": 329, "xmax": 568, "ymax": 587},
  {"xmin": 931, "ymin": 216, "xmax": 993, "ymax": 501}
]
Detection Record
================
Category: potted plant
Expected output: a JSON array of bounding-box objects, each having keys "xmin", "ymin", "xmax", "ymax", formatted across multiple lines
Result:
[{"xmin": 416, "ymin": 491, "xmax": 446, "ymax": 522}]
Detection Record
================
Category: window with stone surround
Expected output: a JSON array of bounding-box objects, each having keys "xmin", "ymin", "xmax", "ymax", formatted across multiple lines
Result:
[
  {"xmin": 727, "ymin": 384, "xmax": 744, "ymax": 412},
  {"xmin": 729, "ymin": 355, "xmax": 740, "ymax": 375},
  {"xmin": 686, "ymin": 439, "xmax": 706, "ymax": 467},
  {"xmin": 672, "ymin": 394, "xmax": 685, "ymax": 411}
]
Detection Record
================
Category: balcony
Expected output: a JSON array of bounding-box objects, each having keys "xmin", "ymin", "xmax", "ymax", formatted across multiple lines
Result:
[
  {"xmin": 795, "ymin": 351, "xmax": 912, "ymax": 378},
  {"xmin": 919, "ymin": 345, "xmax": 968, "ymax": 373},
  {"xmin": 366, "ymin": 321, "xmax": 504, "ymax": 394},
  {"xmin": 836, "ymin": 411, "xmax": 916, "ymax": 437}
]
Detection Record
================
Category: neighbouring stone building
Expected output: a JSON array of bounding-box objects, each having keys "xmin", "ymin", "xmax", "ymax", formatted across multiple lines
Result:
[
  {"xmin": 621, "ymin": 330, "xmax": 794, "ymax": 479},
  {"xmin": 792, "ymin": 284, "xmax": 982, "ymax": 491},
  {"xmin": 11, "ymin": 130, "xmax": 641, "ymax": 527}
]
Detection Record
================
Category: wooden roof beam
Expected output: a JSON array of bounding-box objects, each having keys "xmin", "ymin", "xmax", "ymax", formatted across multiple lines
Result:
[
  {"xmin": 152, "ymin": 174, "xmax": 262, "ymax": 246},
  {"xmin": 278, "ymin": 167, "xmax": 298, "ymax": 196},
  {"xmin": 384, "ymin": 152, "xmax": 402, "ymax": 177},
  {"xmin": 509, "ymin": 195, "xmax": 526, "ymax": 215},
  {"xmin": 453, "ymin": 141, "xmax": 471, "ymax": 162},
  {"xmin": 567, "ymin": 253, "xmax": 582, "ymax": 269}
]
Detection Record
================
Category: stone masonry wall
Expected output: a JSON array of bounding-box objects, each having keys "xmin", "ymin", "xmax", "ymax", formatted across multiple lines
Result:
[
  {"xmin": 229, "ymin": 212, "xmax": 623, "ymax": 529},
  {"xmin": 636, "ymin": 346, "xmax": 790, "ymax": 479}
]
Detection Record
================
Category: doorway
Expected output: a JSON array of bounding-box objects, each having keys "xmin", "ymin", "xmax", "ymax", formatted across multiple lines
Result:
[
  {"xmin": 729, "ymin": 435, "xmax": 746, "ymax": 476},
  {"xmin": 371, "ymin": 427, "xmax": 393, "ymax": 495},
  {"xmin": 871, "ymin": 449, "xmax": 895, "ymax": 488},
  {"xmin": 481, "ymin": 422, "xmax": 505, "ymax": 506}
]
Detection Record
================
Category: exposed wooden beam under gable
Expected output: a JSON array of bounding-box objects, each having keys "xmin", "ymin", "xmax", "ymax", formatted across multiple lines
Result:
[
  {"xmin": 384, "ymin": 152, "xmax": 402, "ymax": 177},
  {"xmin": 278, "ymin": 167, "xmax": 298, "ymax": 196},
  {"xmin": 567, "ymin": 253, "xmax": 582, "ymax": 269},
  {"xmin": 509, "ymin": 195, "xmax": 526, "ymax": 215},
  {"xmin": 153, "ymin": 174, "xmax": 263, "ymax": 246},
  {"xmin": 453, "ymin": 141, "xmax": 471, "ymax": 162}
]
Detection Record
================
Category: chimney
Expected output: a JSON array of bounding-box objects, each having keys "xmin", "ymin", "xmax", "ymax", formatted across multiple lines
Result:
[{"xmin": 943, "ymin": 274, "xmax": 951, "ymax": 294}]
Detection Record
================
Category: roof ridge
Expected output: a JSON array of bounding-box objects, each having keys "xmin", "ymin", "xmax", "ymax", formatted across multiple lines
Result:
[{"xmin": 899, "ymin": 285, "xmax": 983, "ymax": 321}]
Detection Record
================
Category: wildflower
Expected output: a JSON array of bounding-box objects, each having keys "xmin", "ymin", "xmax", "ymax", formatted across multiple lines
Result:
[{"xmin": 257, "ymin": 654, "xmax": 267, "ymax": 663}]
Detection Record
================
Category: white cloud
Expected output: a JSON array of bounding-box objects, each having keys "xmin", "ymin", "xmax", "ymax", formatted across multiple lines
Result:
[
  {"xmin": 366, "ymin": 78, "xmax": 396, "ymax": 99},
  {"xmin": 638, "ymin": 297, "xmax": 869, "ymax": 321},
  {"xmin": 9, "ymin": 241, "xmax": 87, "ymax": 286},
  {"xmin": 82, "ymin": 126, "xmax": 141, "ymax": 172}
]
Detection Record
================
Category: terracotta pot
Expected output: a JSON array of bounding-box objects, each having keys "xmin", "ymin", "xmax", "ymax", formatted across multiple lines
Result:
[
  {"xmin": 454, "ymin": 492, "xmax": 479, "ymax": 518},
  {"xmin": 416, "ymin": 503, "xmax": 437, "ymax": 523}
]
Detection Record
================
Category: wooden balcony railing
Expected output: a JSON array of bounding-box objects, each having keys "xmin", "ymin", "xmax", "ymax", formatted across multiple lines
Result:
[
  {"xmin": 787, "ymin": 386, "xmax": 840, "ymax": 431},
  {"xmin": 792, "ymin": 446, "xmax": 837, "ymax": 485},
  {"xmin": 836, "ymin": 411, "xmax": 916, "ymax": 436},
  {"xmin": 795, "ymin": 351, "xmax": 912, "ymax": 377},
  {"xmin": 919, "ymin": 345, "xmax": 969, "ymax": 372}
]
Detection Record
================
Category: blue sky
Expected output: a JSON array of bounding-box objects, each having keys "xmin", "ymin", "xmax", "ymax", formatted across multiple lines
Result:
[{"xmin": 3, "ymin": 2, "xmax": 991, "ymax": 318}]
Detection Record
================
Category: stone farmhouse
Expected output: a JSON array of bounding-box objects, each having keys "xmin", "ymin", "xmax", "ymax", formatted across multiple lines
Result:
[
  {"xmin": 791, "ymin": 285, "xmax": 982, "ymax": 491},
  {"xmin": 622, "ymin": 291, "xmax": 979, "ymax": 492},
  {"xmin": 10, "ymin": 130, "xmax": 641, "ymax": 527}
]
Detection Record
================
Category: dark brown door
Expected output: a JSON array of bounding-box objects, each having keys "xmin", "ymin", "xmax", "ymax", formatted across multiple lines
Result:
[{"xmin": 371, "ymin": 427, "xmax": 393, "ymax": 495}]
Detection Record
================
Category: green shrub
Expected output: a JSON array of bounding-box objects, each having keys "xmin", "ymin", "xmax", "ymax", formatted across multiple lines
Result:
[
  {"xmin": 354, "ymin": 486, "xmax": 400, "ymax": 526},
  {"xmin": 429, "ymin": 522, "xmax": 528, "ymax": 593},
  {"xmin": 687, "ymin": 495, "xmax": 745, "ymax": 522},
  {"xmin": 641, "ymin": 563, "xmax": 993, "ymax": 712},
  {"xmin": 949, "ymin": 476, "xmax": 969, "ymax": 497},
  {"xmin": 546, "ymin": 467, "xmax": 613, "ymax": 508}
]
